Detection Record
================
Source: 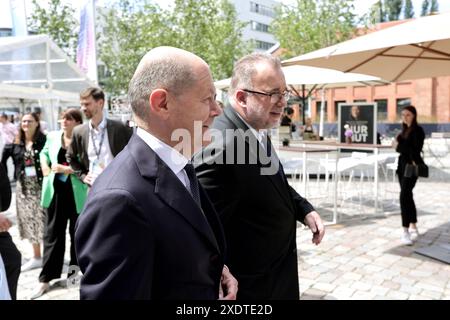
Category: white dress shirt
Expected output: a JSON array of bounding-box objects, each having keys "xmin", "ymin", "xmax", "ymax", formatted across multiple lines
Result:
[
  {"xmin": 136, "ymin": 128, "xmax": 192, "ymax": 190},
  {"xmin": 88, "ymin": 117, "xmax": 114, "ymax": 173}
]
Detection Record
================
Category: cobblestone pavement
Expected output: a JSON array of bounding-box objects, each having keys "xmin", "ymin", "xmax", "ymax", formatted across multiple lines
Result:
[
  {"xmin": 4, "ymin": 177, "xmax": 450, "ymax": 300},
  {"xmin": 297, "ymin": 179, "xmax": 450, "ymax": 300}
]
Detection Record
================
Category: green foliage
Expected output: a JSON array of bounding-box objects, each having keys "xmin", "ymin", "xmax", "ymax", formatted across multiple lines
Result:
[
  {"xmin": 27, "ymin": 0, "xmax": 78, "ymax": 58},
  {"xmin": 404, "ymin": 0, "xmax": 414, "ymax": 19},
  {"xmin": 430, "ymin": 0, "xmax": 439, "ymax": 13},
  {"xmin": 367, "ymin": 1, "xmax": 386, "ymax": 23},
  {"xmin": 271, "ymin": 0, "xmax": 357, "ymax": 59},
  {"xmin": 385, "ymin": 0, "xmax": 403, "ymax": 21},
  {"xmin": 98, "ymin": 0, "xmax": 172, "ymax": 95},
  {"xmin": 421, "ymin": 0, "xmax": 430, "ymax": 16},
  {"xmin": 170, "ymin": 0, "xmax": 250, "ymax": 81},
  {"xmin": 99, "ymin": 0, "xmax": 249, "ymax": 96}
]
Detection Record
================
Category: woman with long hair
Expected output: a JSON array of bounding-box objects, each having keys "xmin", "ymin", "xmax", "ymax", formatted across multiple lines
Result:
[
  {"xmin": 30, "ymin": 108, "xmax": 87, "ymax": 299},
  {"xmin": 12, "ymin": 112, "xmax": 46, "ymax": 270},
  {"xmin": 394, "ymin": 105, "xmax": 425, "ymax": 245}
]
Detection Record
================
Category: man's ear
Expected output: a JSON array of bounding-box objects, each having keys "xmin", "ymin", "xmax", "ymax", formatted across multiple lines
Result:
[
  {"xmin": 235, "ymin": 90, "xmax": 247, "ymax": 107},
  {"xmin": 149, "ymin": 89, "xmax": 169, "ymax": 119}
]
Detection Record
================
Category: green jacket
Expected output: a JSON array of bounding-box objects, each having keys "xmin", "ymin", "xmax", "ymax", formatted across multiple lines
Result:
[{"xmin": 40, "ymin": 131, "xmax": 88, "ymax": 213}]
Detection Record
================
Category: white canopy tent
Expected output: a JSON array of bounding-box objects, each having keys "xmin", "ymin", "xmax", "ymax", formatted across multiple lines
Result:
[{"xmin": 0, "ymin": 35, "xmax": 95, "ymax": 130}]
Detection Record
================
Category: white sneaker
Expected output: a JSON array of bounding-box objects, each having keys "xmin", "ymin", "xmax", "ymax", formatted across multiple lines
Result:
[
  {"xmin": 29, "ymin": 283, "xmax": 50, "ymax": 300},
  {"xmin": 409, "ymin": 228, "xmax": 419, "ymax": 241},
  {"xmin": 21, "ymin": 257, "xmax": 42, "ymax": 272},
  {"xmin": 401, "ymin": 232, "xmax": 413, "ymax": 246}
]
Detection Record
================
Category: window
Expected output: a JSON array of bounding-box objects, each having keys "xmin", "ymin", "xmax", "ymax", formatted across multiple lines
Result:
[
  {"xmin": 250, "ymin": 1, "xmax": 275, "ymax": 18},
  {"xmin": 396, "ymin": 98, "xmax": 411, "ymax": 120},
  {"xmin": 375, "ymin": 99, "xmax": 388, "ymax": 122},
  {"xmin": 255, "ymin": 40, "xmax": 275, "ymax": 50},
  {"xmin": 250, "ymin": 21, "xmax": 270, "ymax": 33},
  {"xmin": 0, "ymin": 28, "xmax": 12, "ymax": 37},
  {"xmin": 334, "ymin": 100, "xmax": 346, "ymax": 119}
]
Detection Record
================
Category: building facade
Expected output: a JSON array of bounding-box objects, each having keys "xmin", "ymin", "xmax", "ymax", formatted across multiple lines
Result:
[
  {"xmin": 307, "ymin": 77, "xmax": 450, "ymax": 124},
  {"xmin": 288, "ymin": 19, "xmax": 450, "ymax": 125},
  {"xmin": 230, "ymin": 0, "xmax": 280, "ymax": 52}
]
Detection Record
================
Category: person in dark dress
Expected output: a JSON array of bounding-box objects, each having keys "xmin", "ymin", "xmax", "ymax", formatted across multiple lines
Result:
[{"xmin": 393, "ymin": 105, "xmax": 425, "ymax": 245}]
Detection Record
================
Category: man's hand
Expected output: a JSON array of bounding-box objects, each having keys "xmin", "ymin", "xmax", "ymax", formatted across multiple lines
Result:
[
  {"xmin": 304, "ymin": 211, "xmax": 325, "ymax": 245},
  {"xmin": 218, "ymin": 265, "xmax": 238, "ymax": 300},
  {"xmin": 0, "ymin": 213, "xmax": 12, "ymax": 232},
  {"xmin": 83, "ymin": 172, "xmax": 95, "ymax": 186}
]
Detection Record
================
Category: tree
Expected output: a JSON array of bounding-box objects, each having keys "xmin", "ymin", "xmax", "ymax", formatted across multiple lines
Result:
[
  {"xmin": 430, "ymin": 0, "xmax": 439, "ymax": 13},
  {"xmin": 169, "ymin": 0, "xmax": 250, "ymax": 81},
  {"xmin": 385, "ymin": 0, "xmax": 403, "ymax": 21},
  {"xmin": 271, "ymin": 0, "xmax": 357, "ymax": 59},
  {"xmin": 98, "ymin": 0, "xmax": 172, "ymax": 95},
  {"xmin": 27, "ymin": 0, "xmax": 78, "ymax": 58},
  {"xmin": 421, "ymin": 0, "xmax": 430, "ymax": 16},
  {"xmin": 367, "ymin": 1, "xmax": 386, "ymax": 23},
  {"xmin": 404, "ymin": 0, "xmax": 414, "ymax": 19},
  {"xmin": 99, "ymin": 0, "xmax": 249, "ymax": 96}
]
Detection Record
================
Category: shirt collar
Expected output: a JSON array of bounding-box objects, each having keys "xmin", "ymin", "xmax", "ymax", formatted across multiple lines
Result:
[
  {"xmin": 136, "ymin": 127, "xmax": 188, "ymax": 175},
  {"xmin": 235, "ymin": 111, "xmax": 267, "ymax": 142},
  {"xmin": 89, "ymin": 116, "xmax": 107, "ymax": 131}
]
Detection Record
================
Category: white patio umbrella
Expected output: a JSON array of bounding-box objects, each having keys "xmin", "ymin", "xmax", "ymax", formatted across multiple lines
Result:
[
  {"xmin": 214, "ymin": 65, "xmax": 383, "ymax": 91},
  {"xmin": 282, "ymin": 12, "xmax": 450, "ymax": 82}
]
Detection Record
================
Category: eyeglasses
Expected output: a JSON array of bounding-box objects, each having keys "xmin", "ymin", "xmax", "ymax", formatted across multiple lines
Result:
[{"xmin": 242, "ymin": 89, "xmax": 291, "ymax": 103}]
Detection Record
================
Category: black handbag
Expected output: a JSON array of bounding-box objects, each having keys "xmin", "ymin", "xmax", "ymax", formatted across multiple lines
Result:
[{"xmin": 404, "ymin": 163, "xmax": 429, "ymax": 178}]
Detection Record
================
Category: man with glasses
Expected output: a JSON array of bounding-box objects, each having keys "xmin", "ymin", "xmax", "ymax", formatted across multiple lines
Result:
[{"xmin": 194, "ymin": 53, "xmax": 325, "ymax": 300}]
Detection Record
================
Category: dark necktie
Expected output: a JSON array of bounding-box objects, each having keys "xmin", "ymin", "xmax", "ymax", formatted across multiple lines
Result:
[{"xmin": 184, "ymin": 162, "xmax": 201, "ymax": 206}]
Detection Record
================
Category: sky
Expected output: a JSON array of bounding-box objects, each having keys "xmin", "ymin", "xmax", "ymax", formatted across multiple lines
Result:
[{"xmin": 2, "ymin": 0, "xmax": 450, "ymax": 28}]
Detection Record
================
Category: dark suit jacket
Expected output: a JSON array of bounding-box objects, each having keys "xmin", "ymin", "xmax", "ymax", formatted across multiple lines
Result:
[
  {"xmin": 67, "ymin": 119, "xmax": 132, "ymax": 181},
  {"xmin": 0, "ymin": 163, "xmax": 11, "ymax": 211},
  {"xmin": 396, "ymin": 125, "xmax": 425, "ymax": 176},
  {"xmin": 194, "ymin": 106, "xmax": 315, "ymax": 300},
  {"xmin": 12, "ymin": 132, "xmax": 46, "ymax": 185},
  {"xmin": 75, "ymin": 133, "xmax": 226, "ymax": 299}
]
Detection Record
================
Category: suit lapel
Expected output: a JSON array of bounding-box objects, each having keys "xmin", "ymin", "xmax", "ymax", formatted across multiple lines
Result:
[
  {"xmin": 263, "ymin": 138, "xmax": 294, "ymax": 210},
  {"xmin": 81, "ymin": 124, "xmax": 90, "ymax": 168},
  {"xmin": 224, "ymin": 107, "xmax": 293, "ymax": 208},
  {"xmin": 106, "ymin": 119, "xmax": 116, "ymax": 156},
  {"xmin": 129, "ymin": 134, "xmax": 220, "ymax": 253}
]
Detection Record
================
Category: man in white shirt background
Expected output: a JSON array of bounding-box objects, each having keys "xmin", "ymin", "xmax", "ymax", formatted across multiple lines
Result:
[{"xmin": 67, "ymin": 87, "xmax": 132, "ymax": 187}]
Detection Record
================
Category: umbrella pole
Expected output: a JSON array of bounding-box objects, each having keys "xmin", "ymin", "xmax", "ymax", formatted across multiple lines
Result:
[
  {"xmin": 302, "ymin": 84, "xmax": 306, "ymax": 125},
  {"xmin": 319, "ymin": 88, "xmax": 325, "ymax": 140}
]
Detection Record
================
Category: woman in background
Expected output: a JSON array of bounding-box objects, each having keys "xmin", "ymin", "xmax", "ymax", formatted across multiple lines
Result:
[
  {"xmin": 30, "ymin": 108, "xmax": 87, "ymax": 299},
  {"xmin": 12, "ymin": 113, "xmax": 46, "ymax": 271},
  {"xmin": 393, "ymin": 105, "xmax": 425, "ymax": 246}
]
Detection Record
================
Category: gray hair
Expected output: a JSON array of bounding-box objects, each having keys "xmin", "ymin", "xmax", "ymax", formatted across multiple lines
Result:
[
  {"xmin": 229, "ymin": 53, "xmax": 281, "ymax": 96},
  {"xmin": 128, "ymin": 56, "xmax": 197, "ymax": 121}
]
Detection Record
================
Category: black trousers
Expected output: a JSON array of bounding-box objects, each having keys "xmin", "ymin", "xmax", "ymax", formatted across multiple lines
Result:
[
  {"xmin": 398, "ymin": 174, "xmax": 418, "ymax": 228},
  {"xmin": 1, "ymin": 144, "xmax": 16, "ymax": 179},
  {"xmin": 39, "ymin": 179, "xmax": 78, "ymax": 283},
  {"xmin": 0, "ymin": 232, "xmax": 21, "ymax": 299}
]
